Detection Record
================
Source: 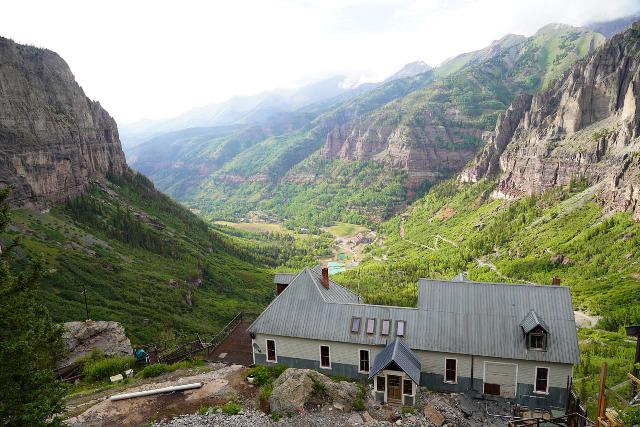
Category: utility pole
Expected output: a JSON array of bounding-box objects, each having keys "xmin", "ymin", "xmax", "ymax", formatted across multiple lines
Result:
[{"xmin": 81, "ymin": 284, "xmax": 90, "ymax": 320}]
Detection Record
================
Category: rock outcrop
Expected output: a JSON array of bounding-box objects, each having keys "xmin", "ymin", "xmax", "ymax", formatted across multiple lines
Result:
[
  {"xmin": 321, "ymin": 118, "xmax": 481, "ymax": 190},
  {"xmin": 461, "ymin": 23, "xmax": 640, "ymax": 219},
  {"xmin": 459, "ymin": 94, "xmax": 533, "ymax": 183},
  {"xmin": 60, "ymin": 320, "xmax": 133, "ymax": 367},
  {"xmin": 0, "ymin": 36, "xmax": 127, "ymax": 207},
  {"xmin": 268, "ymin": 368, "xmax": 360, "ymax": 414}
]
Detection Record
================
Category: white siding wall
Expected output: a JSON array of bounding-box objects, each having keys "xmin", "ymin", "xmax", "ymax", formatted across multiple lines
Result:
[
  {"xmin": 255, "ymin": 333, "xmax": 381, "ymax": 368},
  {"xmin": 473, "ymin": 355, "xmax": 572, "ymax": 389},
  {"xmin": 415, "ymin": 350, "xmax": 473, "ymax": 380},
  {"xmin": 255, "ymin": 334, "xmax": 573, "ymax": 388}
]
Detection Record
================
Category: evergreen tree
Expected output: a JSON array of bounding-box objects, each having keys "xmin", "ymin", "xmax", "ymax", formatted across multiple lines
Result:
[{"xmin": 0, "ymin": 188, "xmax": 66, "ymax": 426}]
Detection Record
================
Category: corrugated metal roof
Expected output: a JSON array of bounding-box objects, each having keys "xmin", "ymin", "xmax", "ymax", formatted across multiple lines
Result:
[
  {"xmin": 369, "ymin": 338, "xmax": 421, "ymax": 384},
  {"xmin": 520, "ymin": 309, "xmax": 549, "ymax": 333},
  {"xmin": 274, "ymin": 273, "xmax": 296, "ymax": 285},
  {"xmin": 249, "ymin": 272, "xmax": 580, "ymax": 365}
]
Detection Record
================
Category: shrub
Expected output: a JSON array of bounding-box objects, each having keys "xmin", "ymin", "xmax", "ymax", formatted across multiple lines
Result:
[
  {"xmin": 197, "ymin": 405, "xmax": 210, "ymax": 415},
  {"xmin": 82, "ymin": 355, "xmax": 136, "ymax": 382},
  {"xmin": 221, "ymin": 401, "xmax": 241, "ymax": 415},
  {"xmin": 259, "ymin": 383, "xmax": 273, "ymax": 400},
  {"xmin": 270, "ymin": 412, "xmax": 282, "ymax": 421},
  {"xmin": 311, "ymin": 379, "xmax": 326, "ymax": 397},
  {"xmin": 401, "ymin": 406, "xmax": 415, "ymax": 415},
  {"xmin": 620, "ymin": 406, "xmax": 640, "ymax": 424},
  {"xmin": 138, "ymin": 363, "xmax": 169, "ymax": 379},
  {"xmin": 246, "ymin": 364, "xmax": 286, "ymax": 386},
  {"xmin": 352, "ymin": 398, "xmax": 365, "ymax": 411}
]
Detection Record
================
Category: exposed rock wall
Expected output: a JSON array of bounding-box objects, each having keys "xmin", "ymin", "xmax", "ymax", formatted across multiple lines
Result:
[
  {"xmin": 321, "ymin": 116, "xmax": 480, "ymax": 189},
  {"xmin": 0, "ymin": 37, "xmax": 127, "ymax": 207},
  {"xmin": 461, "ymin": 23, "xmax": 640, "ymax": 219}
]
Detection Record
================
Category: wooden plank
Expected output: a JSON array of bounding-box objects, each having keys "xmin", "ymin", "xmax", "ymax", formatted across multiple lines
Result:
[
  {"xmin": 628, "ymin": 373, "xmax": 640, "ymax": 386},
  {"xmin": 596, "ymin": 363, "xmax": 608, "ymax": 427}
]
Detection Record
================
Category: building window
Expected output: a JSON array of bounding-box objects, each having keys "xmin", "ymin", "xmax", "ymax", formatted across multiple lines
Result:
[
  {"xmin": 445, "ymin": 358, "xmax": 457, "ymax": 384},
  {"xmin": 396, "ymin": 320, "xmax": 406, "ymax": 337},
  {"xmin": 528, "ymin": 332, "xmax": 547, "ymax": 351},
  {"xmin": 320, "ymin": 345, "xmax": 331, "ymax": 369},
  {"xmin": 403, "ymin": 379, "xmax": 413, "ymax": 395},
  {"xmin": 266, "ymin": 339, "xmax": 277, "ymax": 362},
  {"xmin": 376, "ymin": 376, "xmax": 385, "ymax": 392},
  {"xmin": 534, "ymin": 367, "xmax": 549, "ymax": 394},
  {"xmin": 359, "ymin": 349, "xmax": 370, "ymax": 373},
  {"xmin": 351, "ymin": 317, "xmax": 361, "ymax": 333},
  {"xmin": 366, "ymin": 318, "xmax": 376, "ymax": 334},
  {"xmin": 381, "ymin": 319, "xmax": 391, "ymax": 336}
]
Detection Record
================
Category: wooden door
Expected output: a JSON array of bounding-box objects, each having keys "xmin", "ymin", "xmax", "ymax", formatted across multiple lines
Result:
[{"xmin": 387, "ymin": 375, "xmax": 402, "ymax": 402}]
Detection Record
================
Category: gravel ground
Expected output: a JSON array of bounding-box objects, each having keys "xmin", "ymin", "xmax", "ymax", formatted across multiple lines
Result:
[
  {"xmin": 152, "ymin": 385, "xmax": 517, "ymax": 427},
  {"xmin": 153, "ymin": 408, "xmax": 398, "ymax": 426}
]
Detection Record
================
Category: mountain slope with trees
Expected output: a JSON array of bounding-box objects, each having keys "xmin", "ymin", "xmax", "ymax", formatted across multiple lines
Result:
[
  {"xmin": 130, "ymin": 24, "xmax": 605, "ymax": 227},
  {"xmin": 333, "ymin": 22, "xmax": 640, "ymax": 416},
  {"xmin": 0, "ymin": 36, "xmax": 319, "ymax": 345}
]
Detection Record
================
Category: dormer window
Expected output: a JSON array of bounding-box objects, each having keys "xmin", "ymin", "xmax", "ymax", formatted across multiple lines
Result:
[
  {"xmin": 520, "ymin": 309, "xmax": 549, "ymax": 351},
  {"xmin": 527, "ymin": 330, "xmax": 547, "ymax": 351}
]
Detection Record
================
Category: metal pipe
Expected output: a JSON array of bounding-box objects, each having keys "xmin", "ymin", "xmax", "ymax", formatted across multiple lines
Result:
[{"xmin": 109, "ymin": 382, "xmax": 202, "ymax": 401}]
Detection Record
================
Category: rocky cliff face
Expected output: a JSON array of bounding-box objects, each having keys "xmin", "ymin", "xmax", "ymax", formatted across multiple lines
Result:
[
  {"xmin": 320, "ymin": 25, "xmax": 604, "ymax": 191},
  {"xmin": 322, "ymin": 117, "xmax": 481, "ymax": 189},
  {"xmin": 461, "ymin": 23, "xmax": 640, "ymax": 219},
  {"xmin": 0, "ymin": 37, "xmax": 127, "ymax": 207}
]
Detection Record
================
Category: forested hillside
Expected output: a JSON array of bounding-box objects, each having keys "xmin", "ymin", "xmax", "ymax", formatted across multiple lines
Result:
[{"xmin": 2, "ymin": 171, "xmax": 328, "ymax": 344}]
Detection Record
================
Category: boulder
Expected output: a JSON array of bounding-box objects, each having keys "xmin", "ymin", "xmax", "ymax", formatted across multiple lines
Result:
[
  {"xmin": 59, "ymin": 320, "xmax": 133, "ymax": 367},
  {"xmin": 362, "ymin": 411, "xmax": 374, "ymax": 423},
  {"xmin": 424, "ymin": 404, "xmax": 445, "ymax": 426},
  {"xmin": 268, "ymin": 368, "xmax": 360, "ymax": 414}
]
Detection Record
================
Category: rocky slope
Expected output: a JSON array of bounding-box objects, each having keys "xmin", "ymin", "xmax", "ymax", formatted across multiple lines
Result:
[
  {"xmin": 319, "ymin": 24, "xmax": 604, "ymax": 191},
  {"xmin": 0, "ymin": 36, "xmax": 127, "ymax": 207},
  {"xmin": 461, "ymin": 23, "xmax": 640, "ymax": 219}
]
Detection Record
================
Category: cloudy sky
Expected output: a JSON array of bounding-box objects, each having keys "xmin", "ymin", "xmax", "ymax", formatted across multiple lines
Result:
[{"xmin": 2, "ymin": 0, "xmax": 639, "ymax": 124}]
